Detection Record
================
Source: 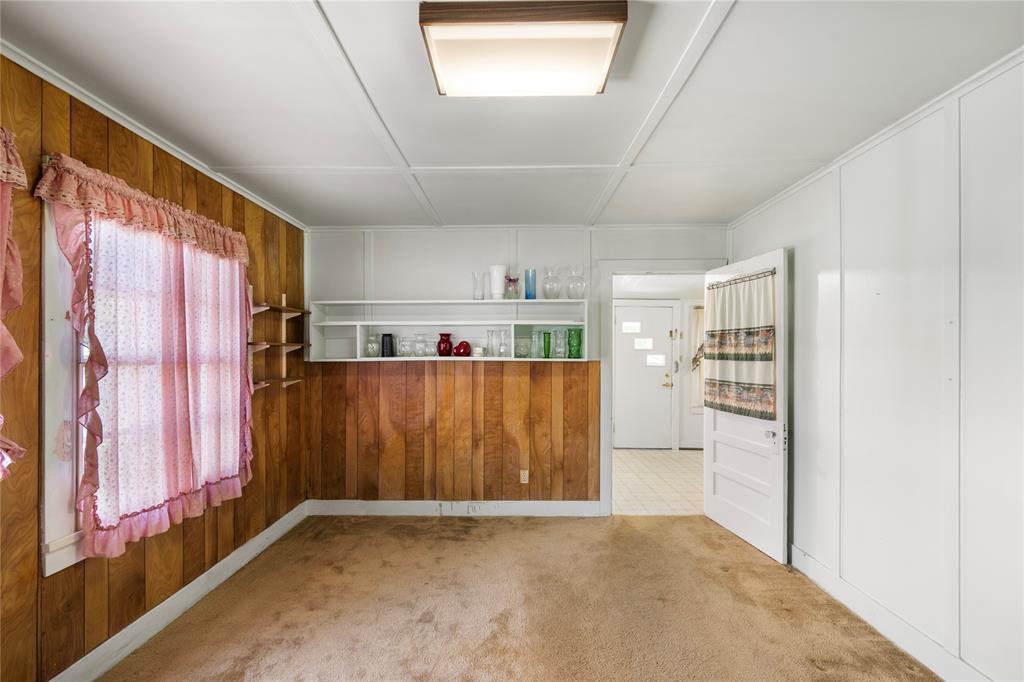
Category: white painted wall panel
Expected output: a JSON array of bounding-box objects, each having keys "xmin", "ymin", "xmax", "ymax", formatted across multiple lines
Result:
[
  {"xmin": 591, "ymin": 227, "xmax": 727, "ymax": 262},
  {"xmin": 308, "ymin": 230, "xmax": 365, "ymax": 300},
  {"xmin": 369, "ymin": 230, "xmax": 513, "ymax": 299},
  {"xmin": 959, "ymin": 64, "xmax": 1024, "ymax": 681},
  {"xmin": 840, "ymin": 111, "xmax": 959, "ymax": 651},
  {"xmin": 730, "ymin": 173, "xmax": 841, "ymax": 570}
]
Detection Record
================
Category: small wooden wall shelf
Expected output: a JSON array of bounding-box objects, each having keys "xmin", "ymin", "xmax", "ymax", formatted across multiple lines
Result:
[{"xmin": 249, "ymin": 288, "xmax": 309, "ymax": 389}]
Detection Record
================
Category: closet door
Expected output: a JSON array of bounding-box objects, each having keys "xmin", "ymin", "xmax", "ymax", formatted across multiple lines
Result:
[
  {"xmin": 840, "ymin": 110, "xmax": 959, "ymax": 651},
  {"xmin": 960, "ymin": 64, "xmax": 1023, "ymax": 681}
]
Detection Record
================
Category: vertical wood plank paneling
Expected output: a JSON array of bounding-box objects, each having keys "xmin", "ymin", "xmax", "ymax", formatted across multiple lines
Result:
[
  {"xmin": 453, "ymin": 362, "xmax": 473, "ymax": 500},
  {"xmin": 306, "ymin": 362, "xmax": 324, "ymax": 499},
  {"xmin": 482, "ymin": 362, "xmax": 503, "ymax": 500},
  {"xmin": 378, "ymin": 362, "xmax": 406, "ymax": 499},
  {"xmin": 231, "ymin": 192, "xmax": 248, "ymax": 550},
  {"xmin": 40, "ymin": 78, "xmax": 81, "ymax": 679},
  {"xmin": 40, "ymin": 563, "xmax": 84, "ymax": 680},
  {"xmin": 423, "ymin": 361, "xmax": 436, "ymax": 499},
  {"xmin": 242, "ymin": 201, "xmax": 267, "ymax": 540},
  {"xmin": 551, "ymin": 363, "xmax": 564, "ymax": 501},
  {"xmin": 146, "ymin": 145, "xmax": 186, "ymax": 608},
  {"xmin": 285, "ymin": 226, "xmax": 304, "ymax": 509},
  {"xmin": 502, "ymin": 363, "xmax": 530, "ymax": 500},
  {"xmin": 264, "ymin": 382, "xmax": 283, "ymax": 525},
  {"xmin": 68, "ymin": 94, "xmax": 113, "ymax": 656},
  {"xmin": 106, "ymin": 122, "xmax": 153, "ymax": 637},
  {"xmin": 320, "ymin": 363, "xmax": 347, "ymax": 498},
  {"xmin": 563, "ymin": 363, "xmax": 589, "ymax": 501},
  {"xmin": 471, "ymin": 361, "xmax": 485, "ymax": 500},
  {"xmin": 435, "ymin": 362, "xmax": 455, "ymax": 501},
  {"xmin": 587, "ymin": 361, "xmax": 601, "ymax": 501},
  {"xmin": 180, "ymin": 166, "xmax": 209, "ymax": 568},
  {"xmin": 357, "ymin": 362, "xmax": 380, "ymax": 499},
  {"xmin": 529, "ymin": 363, "xmax": 552, "ymax": 500},
  {"xmin": 404, "ymin": 362, "xmax": 425, "ymax": 500},
  {"xmin": 217, "ymin": 189, "xmax": 237, "ymax": 561},
  {"xmin": 345, "ymin": 364, "xmax": 358, "ymax": 499}
]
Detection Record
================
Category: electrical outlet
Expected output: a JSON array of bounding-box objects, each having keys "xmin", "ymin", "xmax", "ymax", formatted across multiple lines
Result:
[{"xmin": 520, "ymin": 469, "xmax": 529, "ymax": 484}]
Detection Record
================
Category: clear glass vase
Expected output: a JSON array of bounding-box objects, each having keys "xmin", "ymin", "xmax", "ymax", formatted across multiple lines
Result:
[
  {"xmin": 498, "ymin": 329, "xmax": 509, "ymax": 357},
  {"xmin": 553, "ymin": 329, "xmax": 567, "ymax": 358},
  {"xmin": 530, "ymin": 331, "xmax": 544, "ymax": 358},
  {"xmin": 566, "ymin": 265, "xmax": 586, "ymax": 299},
  {"xmin": 542, "ymin": 267, "xmax": 561, "ymax": 299},
  {"xmin": 365, "ymin": 334, "xmax": 381, "ymax": 358}
]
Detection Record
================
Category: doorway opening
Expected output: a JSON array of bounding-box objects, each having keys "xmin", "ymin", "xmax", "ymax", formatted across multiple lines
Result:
[{"xmin": 611, "ymin": 273, "xmax": 706, "ymax": 515}]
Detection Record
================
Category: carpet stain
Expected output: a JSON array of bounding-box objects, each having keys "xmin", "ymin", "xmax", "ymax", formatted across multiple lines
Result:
[{"xmin": 102, "ymin": 516, "xmax": 936, "ymax": 682}]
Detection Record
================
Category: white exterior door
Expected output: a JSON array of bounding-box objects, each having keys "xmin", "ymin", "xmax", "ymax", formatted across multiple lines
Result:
[
  {"xmin": 703, "ymin": 249, "xmax": 788, "ymax": 563},
  {"xmin": 613, "ymin": 302, "xmax": 678, "ymax": 449}
]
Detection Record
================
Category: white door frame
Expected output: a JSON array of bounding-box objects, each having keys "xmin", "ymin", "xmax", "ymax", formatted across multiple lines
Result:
[
  {"xmin": 612, "ymin": 298, "xmax": 682, "ymax": 450},
  {"xmin": 594, "ymin": 258, "xmax": 727, "ymax": 515},
  {"xmin": 679, "ymin": 298, "xmax": 705, "ymax": 449}
]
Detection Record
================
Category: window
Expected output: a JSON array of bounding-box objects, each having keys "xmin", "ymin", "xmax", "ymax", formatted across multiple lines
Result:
[{"xmin": 38, "ymin": 154, "xmax": 252, "ymax": 570}]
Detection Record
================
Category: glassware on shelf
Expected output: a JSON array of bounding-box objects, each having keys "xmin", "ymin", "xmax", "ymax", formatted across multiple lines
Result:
[
  {"xmin": 552, "ymin": 329, "xmax": 566, "ymax": 359},
  {"xmin": 504, "ymin": 274, "xmax": 521, "ymax": 300},
  {"xmin": 413, "ymin": 333, "xmax": 428, "ymax": 357},
  {"xmin": 398, "ymin": 336, "xmax": 413, "ymax": 357},
  {"xmin": 530, "ymin": 330, "xmax": 544, "ymax": 358},
  {"xmin": 524, "ymin": 269, "xmax": 537, "ymax": 300},
  {"xmin": 437, "ymin": 333, "xmax": 453, "ymax": 357},
  {"xmin": 566, "ymin": 265, "xmax": 586, "ymax": 299},
  {"xmin": 365, "ymin": 334, "xmax": 381, "ymax": 358},
  {"xmin": 498, "ymin": 329, "xmax": 510, "ymax": 357},
  {"xmin": 381, "ymin": 333, "xmax": 395, "ymax": 357},
  {"xmin": 542, "ymin": 267, "xmax": 562, "ymax": 299},
  {"xmin": 567, "ymin": 327, "xmax": 583, "ymax": 359},
  {"xmin": 487, "ymin": 329, "xmax": 498, "ymax": 357},
  {"xmin": 543, "ymin": 331, "xmax": 552, "ymax": 359},
  {"xmin": 489, "ymin": 265, "xmax": 508, "ymax": 300},
  {"xmin": 472, "ymin": 272, "xmax": 485, "ymax": 300},
  {"xmin": 514, "ymin": 338, "xmax": 531, "ymax": 358}
]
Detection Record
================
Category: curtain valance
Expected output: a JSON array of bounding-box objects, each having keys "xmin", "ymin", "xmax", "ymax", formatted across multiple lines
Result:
[
  {"xmin": 0, "ymin": 127, "xmax": 26, "ymax": 481},
  {"xmin": 35, "ymin": 153, "xmax": 249, "ymax": 264}
]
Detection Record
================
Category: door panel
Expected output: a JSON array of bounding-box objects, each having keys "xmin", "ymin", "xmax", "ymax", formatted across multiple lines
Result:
[
  {"xmin": 613, "ymin": 304, "xmax": 674, "ymax": 448},
  {"xmin": 704, "ymin": 249, "xmax": 788, "ymax": 563}
]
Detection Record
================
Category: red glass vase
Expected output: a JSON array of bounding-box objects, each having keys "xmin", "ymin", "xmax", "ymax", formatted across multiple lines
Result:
[{"xmin": 437, "ymin": 333, "xmax": 453, "ymax": 357}]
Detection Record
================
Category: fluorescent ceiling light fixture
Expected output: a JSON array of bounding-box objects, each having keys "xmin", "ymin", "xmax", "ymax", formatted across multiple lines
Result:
[{"xmin": 420, "ymin": 1, "xmax": 628, "ymax": 97}]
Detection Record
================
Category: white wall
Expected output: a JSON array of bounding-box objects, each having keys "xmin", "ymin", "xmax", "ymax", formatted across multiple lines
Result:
[
  {"xmin": 307, "ymin": 226, "xmax": 729, "ymax": 358},
  {"xmin": 730, "ymin": 54, "xmax": 1023, "ymax": 681}
]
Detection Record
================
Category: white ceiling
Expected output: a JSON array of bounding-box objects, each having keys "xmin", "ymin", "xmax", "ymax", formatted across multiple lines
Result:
[{"xmin": 3, "ymin": 0, "xmax": 1023, "ymax": 229}]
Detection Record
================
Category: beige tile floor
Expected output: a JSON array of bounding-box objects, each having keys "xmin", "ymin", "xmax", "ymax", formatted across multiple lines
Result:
[{"xmin": 612, "ymin": 448, "xmax": 704, "ymax": 515}]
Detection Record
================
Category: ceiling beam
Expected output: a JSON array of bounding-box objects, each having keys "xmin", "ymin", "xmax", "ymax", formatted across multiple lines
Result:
[
  {"xmin": 584, "ymin": 0, "xmax": 735, "ymax": 225},
  {"xmin": 292, "ymin": 0, "xmax": 444, "ymax": 226}
]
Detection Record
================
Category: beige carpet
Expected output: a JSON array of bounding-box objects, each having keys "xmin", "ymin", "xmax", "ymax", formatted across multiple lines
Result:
[{"xmin": 103, "ymin": 516, "xmax": 933, "ymax": 681}]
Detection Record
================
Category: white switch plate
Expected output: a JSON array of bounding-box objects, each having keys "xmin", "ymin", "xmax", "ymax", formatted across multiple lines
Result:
[{"xmin": 520, "ymin": 470, "xmax": 529, "ymax": 484}]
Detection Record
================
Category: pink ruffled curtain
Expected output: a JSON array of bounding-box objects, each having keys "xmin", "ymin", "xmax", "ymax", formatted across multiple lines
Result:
[
  {"xmin": 0, "ymin": 127, "xmax": 27, "ymax": 480},
  {"xmin": 36, "ymin": 154, "xmax": 253, "ymax": 558}
]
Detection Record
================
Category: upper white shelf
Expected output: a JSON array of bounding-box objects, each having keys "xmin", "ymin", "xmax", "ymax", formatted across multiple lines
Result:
[{"xmin": 312, "ymin": 299, "xmax": 586, "ymax": 306}]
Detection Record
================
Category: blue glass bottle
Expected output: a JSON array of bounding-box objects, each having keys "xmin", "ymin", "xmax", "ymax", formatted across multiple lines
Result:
[{"xmin": 524, "ymin": 268, "xmax": 537, "ymax": 300}]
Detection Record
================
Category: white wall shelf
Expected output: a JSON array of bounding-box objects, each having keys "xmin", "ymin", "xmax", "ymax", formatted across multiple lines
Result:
[{"xmin": 307, "ymin": 299, "xmax": 587, "ymax": 362}]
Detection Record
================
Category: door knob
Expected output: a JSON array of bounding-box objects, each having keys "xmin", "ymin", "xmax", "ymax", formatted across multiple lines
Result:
[
  {"xmin": 661, "ymin": 382, "xmax": 673, "ymax": 388},
  {"xmin": 764, "ymin": 430, "xmax": 776, "ymax": 439}
]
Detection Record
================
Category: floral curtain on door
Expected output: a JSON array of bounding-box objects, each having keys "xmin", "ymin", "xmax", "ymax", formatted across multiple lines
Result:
[
  {"xmin": 35, "ymin": 154, "xmax": 253, "ymax": 558},
  {"xmin": 0, "ymin": 127, "xmax": 26, "ymax": 480},
  {"xmin": 703, "ymin": 269, "xmax": 776, "ymax": 420}
]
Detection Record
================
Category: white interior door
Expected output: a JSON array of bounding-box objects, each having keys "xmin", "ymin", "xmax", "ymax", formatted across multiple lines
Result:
[
  {"xmin": 613, "ymin": 301, "xmax": 677, "ymax": 449},
  {"xmin": 703, "ymin": 249, "xmax": 788, "ymax": 563}
]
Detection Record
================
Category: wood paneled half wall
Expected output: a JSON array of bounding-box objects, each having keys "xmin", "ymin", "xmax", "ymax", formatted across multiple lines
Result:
[
  {"xmin": 305, "ymin": 361, "xmax": 600, "ymax": 502},
  {"xmin": 0, "ymin": 56, "xmax": 307, "ymax": 680}
]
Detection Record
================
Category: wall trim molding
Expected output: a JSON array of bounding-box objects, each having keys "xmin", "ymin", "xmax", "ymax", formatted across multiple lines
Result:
[
  {"xmin": 303, "ymin": 223, "xmax": 730, "ymax": 233},
  {"xmin": 792, "ymin": 546, "xmax": 987, "ymax": 682},
  {"xmin": 728, "ymin": 46, "xmax": 1024, "ymax": 232},
  {"xmin": 307, "ymin": 499, "xmax": 604, "ymax": 516},
  {"xmin": 0, "ymin": 40, "xmax": 309, "ymax": 232},
  {"xmin": 52, "ymin": 503, "xmax": 309, "ymax": 682}
]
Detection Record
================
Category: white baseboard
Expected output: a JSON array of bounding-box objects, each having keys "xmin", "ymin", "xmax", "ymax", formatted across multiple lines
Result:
[
  {"xmin": 791, "ymin": 545, "xmax": 987, "ymax": 682},
  {"xmin": 306, "ymin": 499, "xmax": 604, "ymax": 517},
  {"xmin": 55, "ymin": 503, "xmax": 309, "ymax": 682}
]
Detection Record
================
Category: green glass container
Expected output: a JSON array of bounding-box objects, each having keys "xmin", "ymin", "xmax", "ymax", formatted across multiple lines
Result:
[
  {"xmin": 567, "ymin": 327, "xmax": 583, "ymax": 359},
  {"xmin": 543, "ymin": 331, "xmax": 552, "ymax": 359}
]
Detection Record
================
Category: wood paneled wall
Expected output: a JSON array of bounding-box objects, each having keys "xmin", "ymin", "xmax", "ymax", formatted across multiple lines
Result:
[
  {"xmin": 0, "ymin": 57, "xmax": 307, "ymax": 680},
  {"xmin": 305, "ymin": 361, "xmax": 600, "ymax": 502}
]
